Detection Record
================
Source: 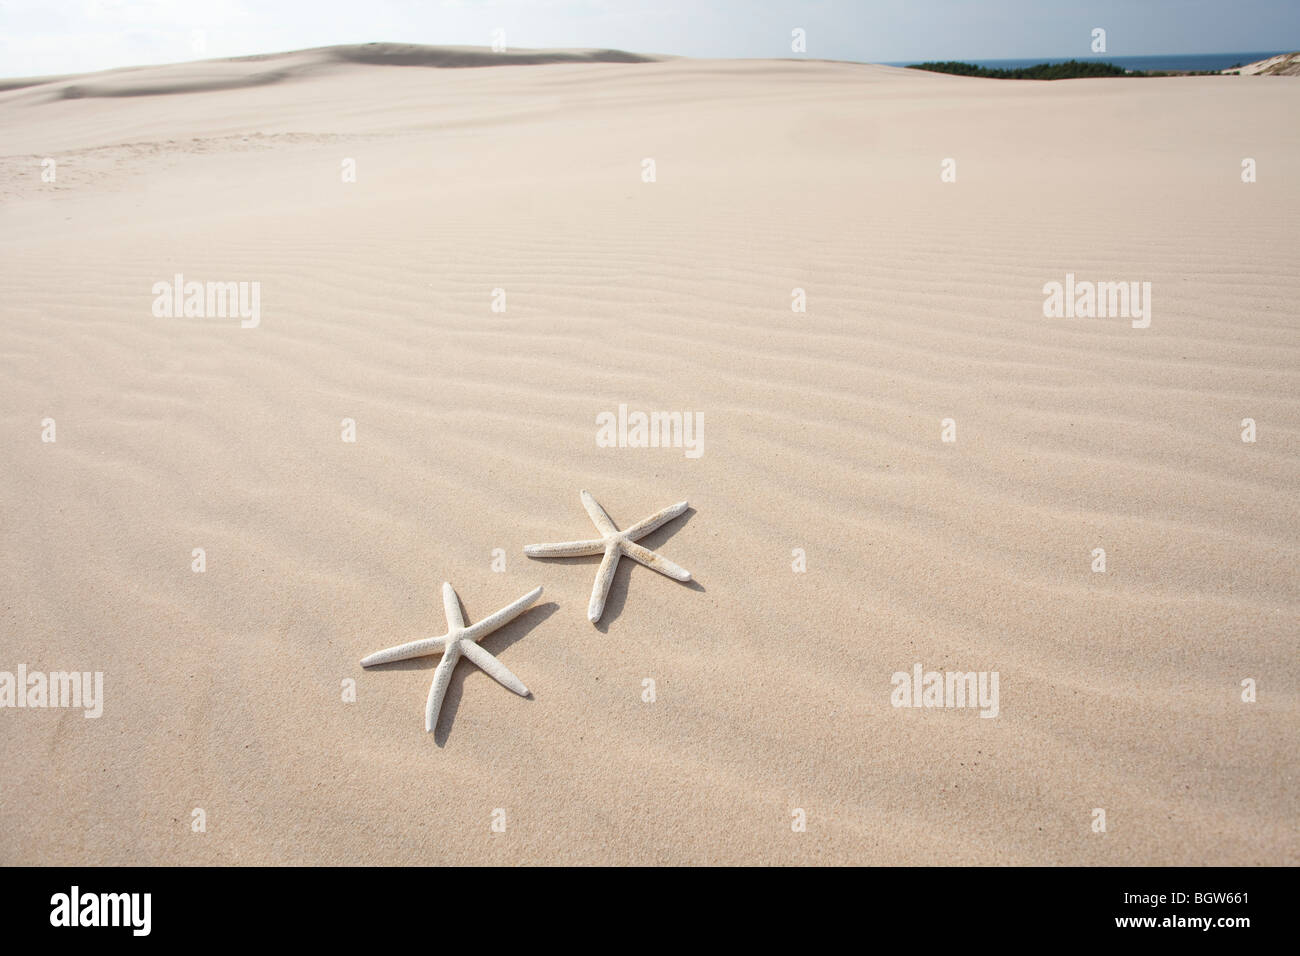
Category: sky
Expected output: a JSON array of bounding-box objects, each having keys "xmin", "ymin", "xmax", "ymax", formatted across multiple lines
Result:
[{"xmin": 1, "ymin": 0, "xmax": 1298, "ymax": 79}]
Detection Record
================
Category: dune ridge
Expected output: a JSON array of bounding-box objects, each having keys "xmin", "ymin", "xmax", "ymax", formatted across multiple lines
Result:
[{"xmin": 0, "ymin": 43, "xmax": 665, "ymax": 99}]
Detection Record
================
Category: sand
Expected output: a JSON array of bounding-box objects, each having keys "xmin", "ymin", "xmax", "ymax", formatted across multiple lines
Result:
[{"xmin": 1, "ymin": 45, "xmax": 1296, "ymax": 865}]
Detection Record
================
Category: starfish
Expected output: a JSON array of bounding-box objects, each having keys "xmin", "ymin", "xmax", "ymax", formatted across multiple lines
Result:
[
  {"xmin": 361, "ymin": 581, "xmax": 541, "ymax": 732},
  {"xmin": 524, "ymin": 490, "xmax": 691, "ymax": 623}
]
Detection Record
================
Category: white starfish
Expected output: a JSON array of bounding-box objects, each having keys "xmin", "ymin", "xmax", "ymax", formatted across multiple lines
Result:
[
  {"xmin": 361, "ymin": 582, "xmax": 541, "ymax": 732},
  {"xmin": 524, "ymin": 491, "xmax": 691, "ymax": 623}
]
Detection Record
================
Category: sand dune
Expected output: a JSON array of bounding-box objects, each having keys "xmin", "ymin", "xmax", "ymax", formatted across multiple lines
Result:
[
  {"xmin": 0, "ymin": 48, "xmax": 1296, "ymax": 865},
  {"xmin": 1227, "ymin": 52, "xmax": 1300, "ymax": 75},
  {"xmin": 0, "ymin": 43, "xmax": 665, "ymax": 100}
]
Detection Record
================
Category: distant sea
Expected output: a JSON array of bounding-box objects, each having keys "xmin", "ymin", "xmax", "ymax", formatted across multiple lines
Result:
[{"xmin": 884, "ymin": 52, "xmax": 1291, "ymax": 72}]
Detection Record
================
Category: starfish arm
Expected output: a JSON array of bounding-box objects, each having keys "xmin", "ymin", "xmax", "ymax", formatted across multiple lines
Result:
[
  {"xmin": 622, "ymin": 541, "xmax": 692, "ymax": 581},
  {"xmin": 442, "ymin": 582, "xmax": 465, "ymax": 631},
  {"xmin": 424, "ymin": 644, "xmax": 461, "ymax": 732},
  {"xmin": 580, "ymin": 490, "xmax": 619, "ymax": 535},
  {"xmin": 361, "ymin": 635, "xmax": 447, "ymax": 667},
  {"xmin": 523, "ymin": 539, "xmax": 607, "ymax": 557},
  {"xmin": 460, "ymin": 641, "xmax": 529, "ymax": 696},
  {"xmin": 623, "ymin": 500, "xmax": 689, "ymax": 540},
  {"xmin": 463, "ymin": 585, "xmax": 544, "ymax": 642},
  {"xmin": 587, "ymin": 545, "xmax": 621, "ymax": 623}
]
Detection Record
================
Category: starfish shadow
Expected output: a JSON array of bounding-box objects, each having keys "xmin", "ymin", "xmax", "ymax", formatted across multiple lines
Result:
[{"xmin": 433, "ymin": 600, "xmax": 557, "ymax": 747}]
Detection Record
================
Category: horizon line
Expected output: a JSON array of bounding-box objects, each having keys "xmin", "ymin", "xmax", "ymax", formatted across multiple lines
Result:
[{"xmin": 1, "ymin": 42, "xmax": 1295, "ymax": 83}]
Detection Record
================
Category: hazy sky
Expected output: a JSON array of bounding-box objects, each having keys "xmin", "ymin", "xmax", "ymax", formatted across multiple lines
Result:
[{"xmin": 2, "ymin": 0, "xmax": 1298, "ymax": 78}]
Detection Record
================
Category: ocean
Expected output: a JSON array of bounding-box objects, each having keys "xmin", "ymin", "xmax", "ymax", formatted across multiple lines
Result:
[{"xmin": 884, "ymin": 52, "xmax": 1291, "ymax": 73}]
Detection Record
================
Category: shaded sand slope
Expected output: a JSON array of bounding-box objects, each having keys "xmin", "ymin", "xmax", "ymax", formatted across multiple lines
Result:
[
  {"xmin": 0, "ymin": 42, "xmax": 665, "ymax": 95},
  {"xmin": 0, "ymin": 50, "xmax": 1297, "ymax": 865}
]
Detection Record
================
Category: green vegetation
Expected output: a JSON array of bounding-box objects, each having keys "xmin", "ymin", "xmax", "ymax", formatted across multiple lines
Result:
[
  {"xmin": 907, "ymin": 59, "xmax": 1228, "ymax": 79},
  {"xmin": 907, "ymin": 59, "xmax": 1133, "ymax": 79}
]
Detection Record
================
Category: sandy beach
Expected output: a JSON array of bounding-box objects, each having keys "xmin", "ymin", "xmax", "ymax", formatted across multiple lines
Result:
[{"xmin": 1, "ymin": 45, "xmax": 1296, "ymax": 865}]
